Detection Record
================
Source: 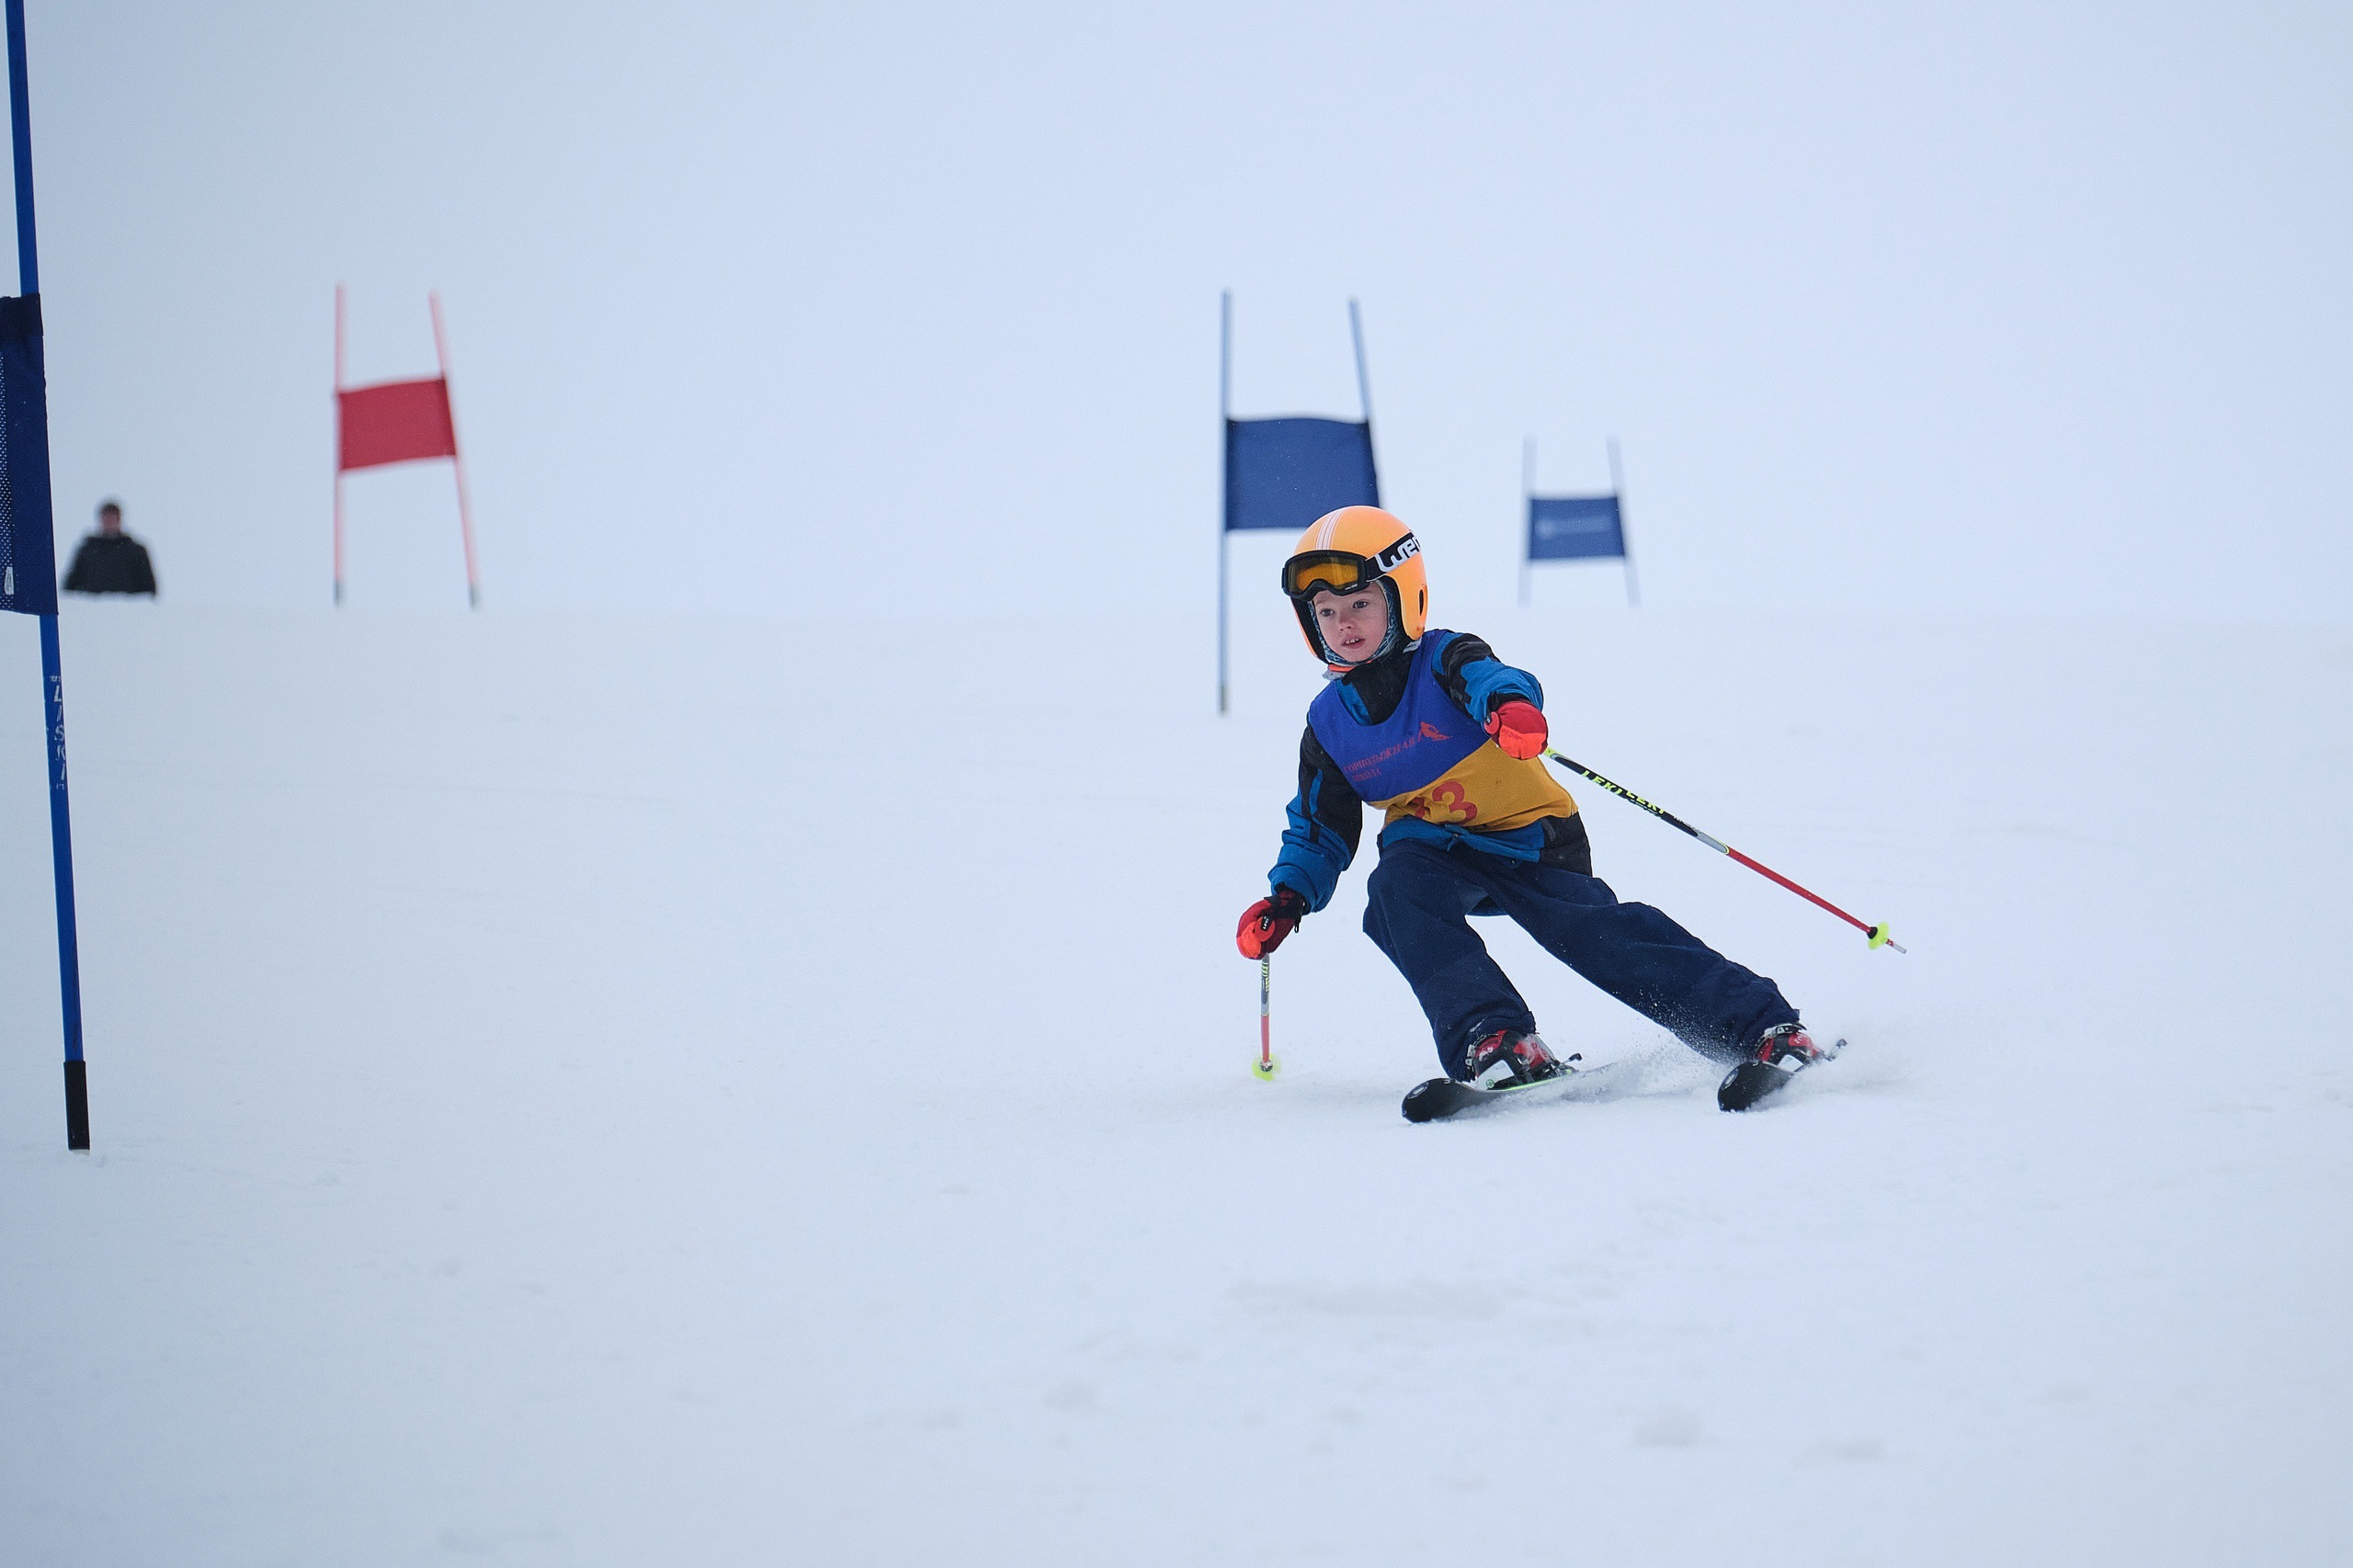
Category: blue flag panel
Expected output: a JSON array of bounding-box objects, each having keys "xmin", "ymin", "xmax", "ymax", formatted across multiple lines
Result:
[
  {"xmin": 1224, "ymin": 416, "xmax": 1379, "ymax": 533},
  {"xmin": 0, "ymin": 291, "xmax": 56, "ymax": 615},
  {"xmin": 1528, "ymin": 494, "xmax": 1623, "ymax": 562}
]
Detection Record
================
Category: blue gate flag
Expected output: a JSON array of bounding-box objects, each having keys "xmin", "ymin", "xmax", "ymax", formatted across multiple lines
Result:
[
  {"xmin": 1528, "ymin": 494, "xmax": 1623, "ymax": 562},
  {"xmin": 0, "ymin": 291, "xmax": 56, "ymax": 615},
  {"xmin": 1224, "ymin": 416, "xmax": 1380, "ymax": 533},
  {"xmin": 1217, "ymin": 292, "xmax": 1382, "ymax": 713}
]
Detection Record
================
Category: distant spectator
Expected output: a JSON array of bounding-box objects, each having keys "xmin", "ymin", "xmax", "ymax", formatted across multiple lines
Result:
[{"xmin": 62, "ymin": 499, "xmax": 156, "ymax": 597}]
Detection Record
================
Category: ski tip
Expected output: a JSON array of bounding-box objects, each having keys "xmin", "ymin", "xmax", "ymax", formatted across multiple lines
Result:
[
  {"xmin": 1716, "ymin": 1064, "xmax": 1781, "ymax": 1112},
  {"xmin": 1400, "ymin": 1078, "xmax": 1458, "ymax": 1122}
]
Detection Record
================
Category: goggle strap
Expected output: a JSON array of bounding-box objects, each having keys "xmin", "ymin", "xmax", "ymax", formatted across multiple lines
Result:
[{"xmin": 1281, "ymin": 534, "xmax": 1419, "ymax": 598}]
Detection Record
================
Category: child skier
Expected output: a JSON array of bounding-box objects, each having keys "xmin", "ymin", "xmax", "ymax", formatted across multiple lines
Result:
[{"xmin": 1234, "ymin": 506, "xmax": 1825, "ymax": 1111}]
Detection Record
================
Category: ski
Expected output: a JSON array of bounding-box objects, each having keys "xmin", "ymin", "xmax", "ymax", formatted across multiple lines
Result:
[
  {"xmin": 1400, "ymin": 1056, "xmax": 1620, "ymax": 1122},
  {"xmin": 1401, "ymin": 1040, "xmax": 1849, "ymax": 1121},
  {"xmin": 1716, "ymin": 1037, "xmax": 1847, "ymax": 1112}
]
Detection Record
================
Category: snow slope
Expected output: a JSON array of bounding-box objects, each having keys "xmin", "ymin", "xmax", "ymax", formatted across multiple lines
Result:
[{"xmin": 1, "ymin": 601, "xmax": 2347, "ymax": 1565}]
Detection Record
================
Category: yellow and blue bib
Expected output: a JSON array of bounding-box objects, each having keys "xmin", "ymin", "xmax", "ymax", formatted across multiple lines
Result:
[{"xmin": 1307, "ymin": 633, "xmax": 1576, "ymax": 858}]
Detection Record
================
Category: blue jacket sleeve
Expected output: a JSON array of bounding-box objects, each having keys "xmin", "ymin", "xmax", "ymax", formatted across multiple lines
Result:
[
  {"xmin": 1267, "ymin": 724, "xmax": 1361, "ymax": 913},
  {"xmin": 1435, "ymin": 632, "xmax": 1542, "ymax": 722}
]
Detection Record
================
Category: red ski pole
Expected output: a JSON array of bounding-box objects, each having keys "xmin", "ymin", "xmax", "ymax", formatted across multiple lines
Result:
[
  {"xmin": 1543, "ymin": 750, "xmax": 1906, "ymax": 953},
  {"xmin": 1252, "ymin": 955, "xmax": 1281, "ymax": 1080}
]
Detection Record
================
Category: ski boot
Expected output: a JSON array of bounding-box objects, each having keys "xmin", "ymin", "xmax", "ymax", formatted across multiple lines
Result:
[
  {"xmin": 1717, "ymin": 1022, "xmax": 1830, "ymax": 1112},
  {"xmin": 1463, "ymin": 1028, "xmax": 1573, "ymax": 1090}
]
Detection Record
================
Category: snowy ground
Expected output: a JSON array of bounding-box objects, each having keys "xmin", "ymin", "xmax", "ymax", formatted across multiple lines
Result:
[{"xmin": 1, "ymin": 600, "xmax": 2347, "ymax": 1565}]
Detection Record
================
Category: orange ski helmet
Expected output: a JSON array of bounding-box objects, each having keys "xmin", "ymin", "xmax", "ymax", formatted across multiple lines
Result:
[{"xmin": 1279, "ymin": 506, "xmax": 1428, "ymax": 671}]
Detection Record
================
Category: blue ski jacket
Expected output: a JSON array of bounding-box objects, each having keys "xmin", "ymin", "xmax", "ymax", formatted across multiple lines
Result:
[{"xmin": 1267, "ymin": 630, "xmax": 1586, "ymax": 913}]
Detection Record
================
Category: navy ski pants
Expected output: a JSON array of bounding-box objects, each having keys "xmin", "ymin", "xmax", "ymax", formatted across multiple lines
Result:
[{"xmin": 1361, "ymin": 838, "xmax": 1799, "ymax": 1079}]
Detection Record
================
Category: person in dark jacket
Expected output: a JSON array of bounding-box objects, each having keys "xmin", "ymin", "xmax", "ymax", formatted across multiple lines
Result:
[
  {"xmin": 1234, "ymin": 505, "xmax": 1828, "ymax": 1110},
  {"xmin": 63, "ymin": 499, "xmax": 157, "ymax": 596}
]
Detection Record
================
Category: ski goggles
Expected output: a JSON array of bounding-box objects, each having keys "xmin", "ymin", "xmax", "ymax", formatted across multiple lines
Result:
[{"xmin": 1279, "ymin": 533, "xmax": 1419, "ymax": 599}]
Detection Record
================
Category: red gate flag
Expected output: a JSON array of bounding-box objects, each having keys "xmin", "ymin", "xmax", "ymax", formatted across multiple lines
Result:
[
  {"xmin": 333, "ymin": 286, "xmax": 482, "ymax": 608},
  {"xmin": 338, "ymin": 376, "xmax": 456, "ymax": 472}
]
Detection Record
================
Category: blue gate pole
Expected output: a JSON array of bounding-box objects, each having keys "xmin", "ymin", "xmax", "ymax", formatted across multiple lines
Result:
[
  {"xmin": 40, "ymin": 615, "xmax": 85, "ymax": 1145},
  {"xmin": 1608, "ymin": 436, "xmax": 1640, "ymax": 610},
  {"xmin": 9, "ymin": 0, "xmax": 87, "ymax": 1149},
  {"xmin": 1520, "ymin": 437, "xmax": 1534, "ymax": 609},
  {"xmin": 1347, "ymin": 299, "xmax": 1378, "ymax": 505},
  {"xmin": 1218, "ymin": 290, "xmax": 1231, "ymax": 716}
]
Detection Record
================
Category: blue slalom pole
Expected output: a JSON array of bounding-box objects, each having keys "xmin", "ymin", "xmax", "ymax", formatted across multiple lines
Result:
[
  {"xmin": 2, "ymin": 0, "xmax": 26, "ymax": 291},
  {"xmin": 1218, "ymin": 290, "xmax": 1231, "ymax": 715},
  {"xmin": 9, "ymin": 0, "xmax": 87, "ymax": 1149},
  {"xmin": 1348, "ymin": 298, "xmax": 1379, "ymax": 506},
  {"xmin": 40, "ymin": 615, "xmax": 84, "ymax": 1143}
]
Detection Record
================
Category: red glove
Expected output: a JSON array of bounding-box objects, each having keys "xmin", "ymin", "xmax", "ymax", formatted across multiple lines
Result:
[
  {"xmin": 1485, "ymin": 699, "xmax": 1547, "ymax": 760},
  {"xmin": 1237, "ymin": 886, "xmax": 1309, "ymax": 959}
]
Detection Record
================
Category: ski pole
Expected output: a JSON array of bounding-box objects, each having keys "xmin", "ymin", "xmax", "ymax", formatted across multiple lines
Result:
[
  {"xmin": 1541, "ymin": 749, "xmax": 1905, "ymax": 953},
  {"xmin": 1252, "ymin": 955, "xmax": 1281, "ymax": 1080}
]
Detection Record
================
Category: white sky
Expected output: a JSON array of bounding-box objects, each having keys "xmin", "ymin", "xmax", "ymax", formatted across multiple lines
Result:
[{"xmin": 12, "ymin": 1, "xmax": 2349, "ymax": 619}]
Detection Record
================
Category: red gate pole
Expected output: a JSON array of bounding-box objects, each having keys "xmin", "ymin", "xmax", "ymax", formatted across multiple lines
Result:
[
  {"xmin": 332, "ymin": 283, "xmax": 346, "ymax": 607},
  {"xmin": 429, "ymin": 290, "xmax": 480, "ymax": 609}
]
